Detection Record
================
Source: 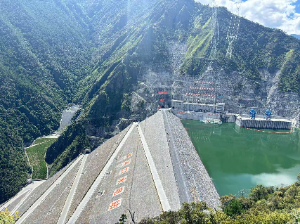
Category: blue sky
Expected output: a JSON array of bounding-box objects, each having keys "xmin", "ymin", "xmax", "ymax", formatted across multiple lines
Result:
[{"xmin": 195, "ymin": 0, "xmax": 300, "ymax": 35}]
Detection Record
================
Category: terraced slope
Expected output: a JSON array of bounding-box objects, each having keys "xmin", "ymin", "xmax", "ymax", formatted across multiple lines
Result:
[{"xmin": 2, "ymin": 111, "xmax": 220, "ymax": 224}]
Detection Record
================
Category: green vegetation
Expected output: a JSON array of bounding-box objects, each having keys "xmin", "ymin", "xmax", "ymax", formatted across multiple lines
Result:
[
  {"xmin": 46, "ymin": 122, "xmax": 89, "ymax": 176},
  {"xmin": 26, "ymin": 138, "xmax": 57, "ymax": 179},
  {"xmin": 138, "ymin": 180, "xmax": 300, "ymax": 223},
  {"xmin": 116, "ymin": 214, "xmax": 127, "ymax": 224},
  {"xmin": 0, "ymin": 127, "xmax": 29, "ymax": 204},
  {"xmin": 181, "ymin": 5, "xmax": 300, "ymax": 85},
  {"xmin": 34, "ymin": 138, "xmax": 54, "ymax": 145},
  {"xmin": 0, "ymin": 0, "xmax": 93, "ymax": 202},
  {"xmin": 1, "ymin": 0, "xmax": 300, "ymax": 204},
  {"xmin": 0, "ymin": 209, "xmax": 19, "ymax": 224}
]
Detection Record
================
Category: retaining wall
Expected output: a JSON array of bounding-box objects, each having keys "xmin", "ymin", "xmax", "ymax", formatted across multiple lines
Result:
[{"xmin": 236, "ymin": 117, "xmax": 292, "ymax": 130}]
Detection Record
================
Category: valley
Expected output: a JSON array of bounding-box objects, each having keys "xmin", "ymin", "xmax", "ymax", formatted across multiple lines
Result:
[{"xmin": 0, "ymin": 0, "xmax": 300, "ymax": 222}]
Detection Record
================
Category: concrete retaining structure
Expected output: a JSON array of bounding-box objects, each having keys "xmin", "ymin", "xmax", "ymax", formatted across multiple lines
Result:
[{"xmin": 236, "ymin": 116, "xmax": 292, "ymax": 130}]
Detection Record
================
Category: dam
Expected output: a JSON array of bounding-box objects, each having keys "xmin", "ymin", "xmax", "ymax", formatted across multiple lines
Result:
[{"xmin": 1, "ymin": 110, "xmax": 220, "ymax": 224}]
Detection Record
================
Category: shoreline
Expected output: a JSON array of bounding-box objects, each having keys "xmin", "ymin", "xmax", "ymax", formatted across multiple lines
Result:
[{"xmin": 163, "ymin": 110, "xmax": 221, "ymax": 209}]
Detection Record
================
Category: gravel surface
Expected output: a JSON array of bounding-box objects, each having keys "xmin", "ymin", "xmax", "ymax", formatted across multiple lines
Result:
[
  {"xmin": 75, "ymin": 126, "xmax": 139, "ymax": 224},
  {"xmin": 65, "ymin": 125, "xmax": 132, "ymax": 222},
  {"xmin": 17, "ymin": 161, "xmax": 74, "ymax": 216},
  {"xmin": 77, "ymin": 126, "xmax": 162, "ymax": 223},
  {"xmin": 126, "ymin": 135, "xmax": 162, "ymax": 222},
  {"xmin": 6, "ymin": 192, "xmax": 28, "ymax": 212},
  {"xmin": 22, "ymin": 161, "xmax": 81, "ymax": 224},
  {"xmin": 14, "ymin": 110, "xmax": 222, "ymax": 223},
  {"xmin": 139, "ymin": 112, "xmax": 181, "ymax": 211},
  {"xmin": 163, "ymin": 110, "xmax": 193, "ymax": 204},
  {"xmin": 163, "ymin": 110, "xmax": 221, "ymax": 209}
]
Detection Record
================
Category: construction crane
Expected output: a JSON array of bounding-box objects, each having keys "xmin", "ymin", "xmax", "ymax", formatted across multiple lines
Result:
[{"xmin": 249, "ymin": 109, "xmax": 256, "ymax": 119}]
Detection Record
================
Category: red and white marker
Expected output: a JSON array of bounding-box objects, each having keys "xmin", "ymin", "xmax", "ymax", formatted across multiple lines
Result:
[
  {"xmin": 119, "ymin": 167, "xmax": 129, "ymax": 175},
  {"xmin": 108, "ymin": 199, "xmax": 122, "ymax": 211},
  {"xmin": 116, "ymin": 176, "xmax": 127, "ymax": 185},
  {"xmin": 121, "ymin": 160, "xmax": 131, "ymax": 167},
  {"xmin": 113, "ymin": 186, "xmax": 125, "ymax": 197}
]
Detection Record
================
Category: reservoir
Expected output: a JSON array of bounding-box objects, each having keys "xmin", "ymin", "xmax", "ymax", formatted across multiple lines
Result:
[{"xmin": 182, "ymin": 120, "xmax": 300, "ymax": 196}]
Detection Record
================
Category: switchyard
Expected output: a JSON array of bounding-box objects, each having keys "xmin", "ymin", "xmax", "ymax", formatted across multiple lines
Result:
[{"xmin": 171, "ymin": 75, "xmax": 225, "ymax": 123}]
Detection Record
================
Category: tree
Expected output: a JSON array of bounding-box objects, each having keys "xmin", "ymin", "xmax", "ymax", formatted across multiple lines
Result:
[
  {"xmin": 296, "ymin": 173, "xmax": 300, "ymax": 185},
  {"xmin": 249, "ymin": 185, "xmax": 273, "ymax": 202},
  {"xmin": 223, "ymin": 199, "xmax": 244, "ymax": 217},
  {"xmin": 0, "ymin": 209, "xmax": 19, "ymax": 224},
  {"xmin": 116, "ymin": 214, "xmax": 127, "ymax": 224}
]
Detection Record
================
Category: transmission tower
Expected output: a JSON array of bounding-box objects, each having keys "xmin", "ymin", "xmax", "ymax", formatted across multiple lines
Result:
[
  {"xmin": 226, "ymin": 2, "xmax": 241, "ymax": 59},
  {"xmin": 209, "ymin": 0, "xmax": 219, "ymax": 61}
]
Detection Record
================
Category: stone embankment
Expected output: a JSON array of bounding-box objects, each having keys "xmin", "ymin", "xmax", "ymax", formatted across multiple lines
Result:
[
  {"xmin": 4, "ymin": 110, "xmax": 220, "ymax": 224},
  {"xmin": 163, "ymin": 110, "xmax": 221, "ymax": 209}
]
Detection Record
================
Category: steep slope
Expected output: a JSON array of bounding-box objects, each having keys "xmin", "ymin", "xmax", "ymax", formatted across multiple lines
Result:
[
  {"xmin": 4, "ymin": 112, "xmax": 219, "ymax": 223},
  {"xmin": 1, "ymin": 0, "xmax": 300, "ymax": 203},
  {"xmin": 180, "ymin": 6, "xmax": 300, "ymax": 116},
  {"xmin": 46, "ymin": 0, "xmax": 300, "ymax": 174},
  {"xmin": 0, "ymin": 0, "xmax": 94, "ymax": 203}
]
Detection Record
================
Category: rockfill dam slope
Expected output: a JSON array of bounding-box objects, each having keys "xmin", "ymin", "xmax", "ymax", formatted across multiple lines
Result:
[{"xmin": 2, "ymin": 110, "xmax": 220, "ymax": 224}]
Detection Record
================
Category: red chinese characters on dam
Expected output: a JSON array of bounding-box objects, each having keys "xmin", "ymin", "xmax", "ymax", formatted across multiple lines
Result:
[
  {"xmin": 119, "ymin": 167, "xmax": 129, "ymax": 175},
  {"xmin": 120, "ymin": 153, "xmax": 132, "ymax": 161},
  {"xmin": 109, "ymin": 199, "xmax": 122, "ymax": 211},
  {"xmin": 116, "ymin": 176, "xmax": 127, "ymax": 185},
  {"xmin": 113, "ymin": 187, "xmax": 124, "ymax": 197},
  {"xmin": 121, "ymin": 160, "xmax": 131, "ymax": 167}
]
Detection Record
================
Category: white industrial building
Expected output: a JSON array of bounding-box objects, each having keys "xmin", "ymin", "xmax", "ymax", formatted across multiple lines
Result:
[
  {"xmin": 171, "ymin": 77, "xmax": 225, "ymax": 122},
  {"xmin": 171, "ymin": 100, "xmax": 225, "ymax": 113},
  {"xmin": 171, "ymin": 100, "xmax": 225, "ymax": 122}
]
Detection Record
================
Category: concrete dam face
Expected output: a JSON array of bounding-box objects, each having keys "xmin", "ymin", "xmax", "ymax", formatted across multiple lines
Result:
[{"xmin": 2, "ymin": 110, "xmax": 220, "ymax": 224}]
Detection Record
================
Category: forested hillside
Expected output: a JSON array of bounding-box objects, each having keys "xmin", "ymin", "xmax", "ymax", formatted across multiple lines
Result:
[
  {"xmin": 139, "ymin": 182, "xmax": 300, "ymax": 223},
  {"xmin": 1, "ymin": 0, "xmax": 300, "ymax": 203},
  {"xmin": 0, "ymin": 0, "xmax": 94, "ymax": 203}
]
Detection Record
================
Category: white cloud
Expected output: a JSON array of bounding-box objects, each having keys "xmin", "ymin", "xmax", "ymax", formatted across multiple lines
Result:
[
  {"xmin": 251, "ymin": 164, "xmax": 300, "ymax": 187},
  {"xmin": 195, "ymin": 0, "xmax": 300, "ymax": 35}
]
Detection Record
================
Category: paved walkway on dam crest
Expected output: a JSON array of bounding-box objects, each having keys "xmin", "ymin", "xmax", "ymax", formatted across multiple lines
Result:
[{"xmin": 2, "ymin": 110, "xmax": 220, "ymax": 224}]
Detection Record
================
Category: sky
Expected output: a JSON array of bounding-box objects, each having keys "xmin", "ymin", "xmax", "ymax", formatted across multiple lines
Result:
[{"xmin": 195, "ymin": 0, "xmax": 300, "ymax": 35}]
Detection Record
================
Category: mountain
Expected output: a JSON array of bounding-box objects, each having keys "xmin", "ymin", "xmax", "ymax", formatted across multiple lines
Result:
[
  {"xmin": 1, "ymin": 0, "xmax": 300, "ymax": 203},
  {"xmin": 291, "ymin": 34, "xmax": 300, "ymax": 40},
  {"xmin": 46, "ymin": 0, "xmax": 300, "ymax": 178},
  {"xmin": 0, "ymin": 0, "xmax": 94, "ymax": 203}
]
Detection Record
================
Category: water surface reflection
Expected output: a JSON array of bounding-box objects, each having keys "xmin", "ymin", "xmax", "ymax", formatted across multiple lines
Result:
[{"xmin": 182, "ymin": 121, "xmax": 300, "ymax": 196}]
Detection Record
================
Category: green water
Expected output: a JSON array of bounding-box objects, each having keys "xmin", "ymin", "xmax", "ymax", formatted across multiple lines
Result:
[{"xmin": 182, "ymin": 120, "xmax": 300, "ymax": 196}]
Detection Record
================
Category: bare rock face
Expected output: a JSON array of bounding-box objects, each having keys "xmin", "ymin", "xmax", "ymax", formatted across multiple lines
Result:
[
  {"xmin": 214, "ymin": 68, "xmax": 300, "ymax": 119},
  {"xmin": 131, "ymin": 39, "xmax": 300, "ymax": 124}
]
